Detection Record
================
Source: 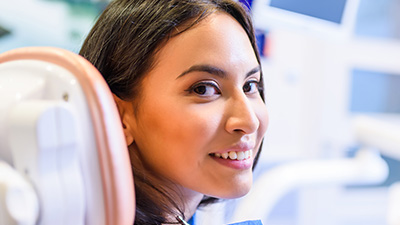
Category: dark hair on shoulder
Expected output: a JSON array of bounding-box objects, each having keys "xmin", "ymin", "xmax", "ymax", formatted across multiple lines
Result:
[{"xmin": 80, "ymin": 0, "xmax": 264, "ymax": 224}]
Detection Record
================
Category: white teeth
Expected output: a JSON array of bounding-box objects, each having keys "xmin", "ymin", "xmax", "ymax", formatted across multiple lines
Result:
[
  {"xmin": 237, "ymin": 151, "xmax": 245, "ymax": 160},
  {"xmin": 229, "ymin": 151, "xmax": 237, "ymax": 160},
  {"xmin": 213, "ymin": 150, "xmax": 252, "ymax": 161}
]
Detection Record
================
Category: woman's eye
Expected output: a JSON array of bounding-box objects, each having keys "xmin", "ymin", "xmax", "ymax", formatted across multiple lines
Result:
[
  {"xmin": 243, "ymin": 80, "xmax": 260, "ymax": 94},
  {"xmin": 188, "ymin": 82, "xmax": 221, "ymax": 97}
]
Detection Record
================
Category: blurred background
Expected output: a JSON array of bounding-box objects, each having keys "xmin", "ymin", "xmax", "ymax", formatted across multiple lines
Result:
[
  {"xmin": 0, "ymin": 0, "xmax": 107, "ymax": 53},
  {"xmin": 1, "ymin": 0, "xmax": 399, "ymax": 224}
]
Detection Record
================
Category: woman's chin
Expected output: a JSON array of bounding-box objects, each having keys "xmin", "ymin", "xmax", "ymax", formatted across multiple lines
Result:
[{"xmin": 211, "ymin": 183, "xmax": 252, "ymax": 199}]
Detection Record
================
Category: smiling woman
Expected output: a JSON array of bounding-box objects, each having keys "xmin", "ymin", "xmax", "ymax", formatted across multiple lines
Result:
[{"xmin": 79, "ymin": 0, "xmax": 268, "ymax": 224}]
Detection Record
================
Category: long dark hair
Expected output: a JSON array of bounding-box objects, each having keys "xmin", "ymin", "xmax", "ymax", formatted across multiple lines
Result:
[{"xmin": 80, "ymin": 0, "xmax": 264, "ymax": 224}]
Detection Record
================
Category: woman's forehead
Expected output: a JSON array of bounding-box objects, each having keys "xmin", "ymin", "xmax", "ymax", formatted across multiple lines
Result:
[{"xmin": 151, "ymin": 12, "xmax": 257, "ymax": 74}]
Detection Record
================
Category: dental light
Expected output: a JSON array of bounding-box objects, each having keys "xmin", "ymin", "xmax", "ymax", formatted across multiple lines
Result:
[{"xmin": 0, "ymin": 47, "xmax": 134, "ymax": 225}]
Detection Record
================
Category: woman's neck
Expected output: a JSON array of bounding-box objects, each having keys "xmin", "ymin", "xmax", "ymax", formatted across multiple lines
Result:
[
  {"xmin": 182, "ymin": 190, "xmax": 204, "ymax": 220},
  {"xmin": 164, "ymin": 187, "xmax": 204, "ymax": 224}
]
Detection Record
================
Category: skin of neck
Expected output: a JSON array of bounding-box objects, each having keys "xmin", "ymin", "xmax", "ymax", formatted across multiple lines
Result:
[
  {"xmin": 163, "ymin": 187, "xmax": 204, "ymax": 224},
  {"xmin": 182, "ymin": 190, "xmax": 204, "ymax": 221}
]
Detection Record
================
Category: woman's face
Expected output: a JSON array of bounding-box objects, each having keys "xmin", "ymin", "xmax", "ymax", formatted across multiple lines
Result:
[{"xmin": 123, "ymin": 12, "xmax": 268, "ymax": 199}]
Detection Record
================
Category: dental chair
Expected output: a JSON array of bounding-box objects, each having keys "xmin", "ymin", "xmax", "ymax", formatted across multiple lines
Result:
[{"xmin": 0, "ymin": 47, "xmax": 135, "ymax": 225}]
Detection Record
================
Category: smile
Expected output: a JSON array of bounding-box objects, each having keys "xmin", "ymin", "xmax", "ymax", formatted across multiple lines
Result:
[{"xmin": 211, "ymin": 150, "xmax": 252, "ymax": 161}]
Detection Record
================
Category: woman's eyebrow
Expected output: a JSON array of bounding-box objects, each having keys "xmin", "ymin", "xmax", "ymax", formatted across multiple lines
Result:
[
  {"xmin": 247, "ymin": 65, "xmax": 261, "ymax": 77},
  {"xmin": 176, "ymin": 64, "xmax": 226, "ymax": 79},
  {"xmin": 176, "ymin": 64, "xmax": 261, "ymax": 79}
]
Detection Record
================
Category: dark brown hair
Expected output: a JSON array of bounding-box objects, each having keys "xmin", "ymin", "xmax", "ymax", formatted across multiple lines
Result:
[{"xmin": 80, "ymin": 0, "xmax": 264, "ymax": 224}]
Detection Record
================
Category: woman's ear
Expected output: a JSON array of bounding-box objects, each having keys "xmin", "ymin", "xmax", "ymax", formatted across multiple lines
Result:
[{"xmin": 113, "ymin": 94, "xmax": 136, "ymax": 146}]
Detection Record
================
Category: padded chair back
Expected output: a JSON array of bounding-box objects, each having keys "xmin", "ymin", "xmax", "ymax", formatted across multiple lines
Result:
[{"xmin": 0, "ymin": 47, "xmax": 135, "ymax": 225}]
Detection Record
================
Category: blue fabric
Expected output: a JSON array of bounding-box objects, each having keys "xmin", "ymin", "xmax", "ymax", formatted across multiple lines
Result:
[
  {"xmin": 228, "ymin": 220, "xmax": 263, "ymax": 225},
  {"xmin": 187, "ymin": 212, "xmax": 262, "ymax": 225},
  {"xmin": 187, "ymin": 213, "xmax": 195, "ymax": 225}
]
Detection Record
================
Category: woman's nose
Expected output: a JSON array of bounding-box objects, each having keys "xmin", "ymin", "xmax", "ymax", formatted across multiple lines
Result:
[{"xmin": 225, "ymin": 95, "xmax": 260, "ymax": 134}]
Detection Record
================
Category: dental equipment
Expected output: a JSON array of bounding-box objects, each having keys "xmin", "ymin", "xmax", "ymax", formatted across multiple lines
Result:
[
  {"xmin": 353, "ymin": 115, "xmax": 400, "ymax": 161},
  {"xmin": 229, "ymin": 114, "xmax": 400, "ymax": 224},
  {"xmin": 352, "ymin": 115, "xmax": 400, "ymax": 225},
  {"xmin": 230, "ymin": 148, "xmax": 388, "ymax": 224},
  {"xmin": 0, "ymin": 47, "xmax": 135, "ymax": 225}
]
